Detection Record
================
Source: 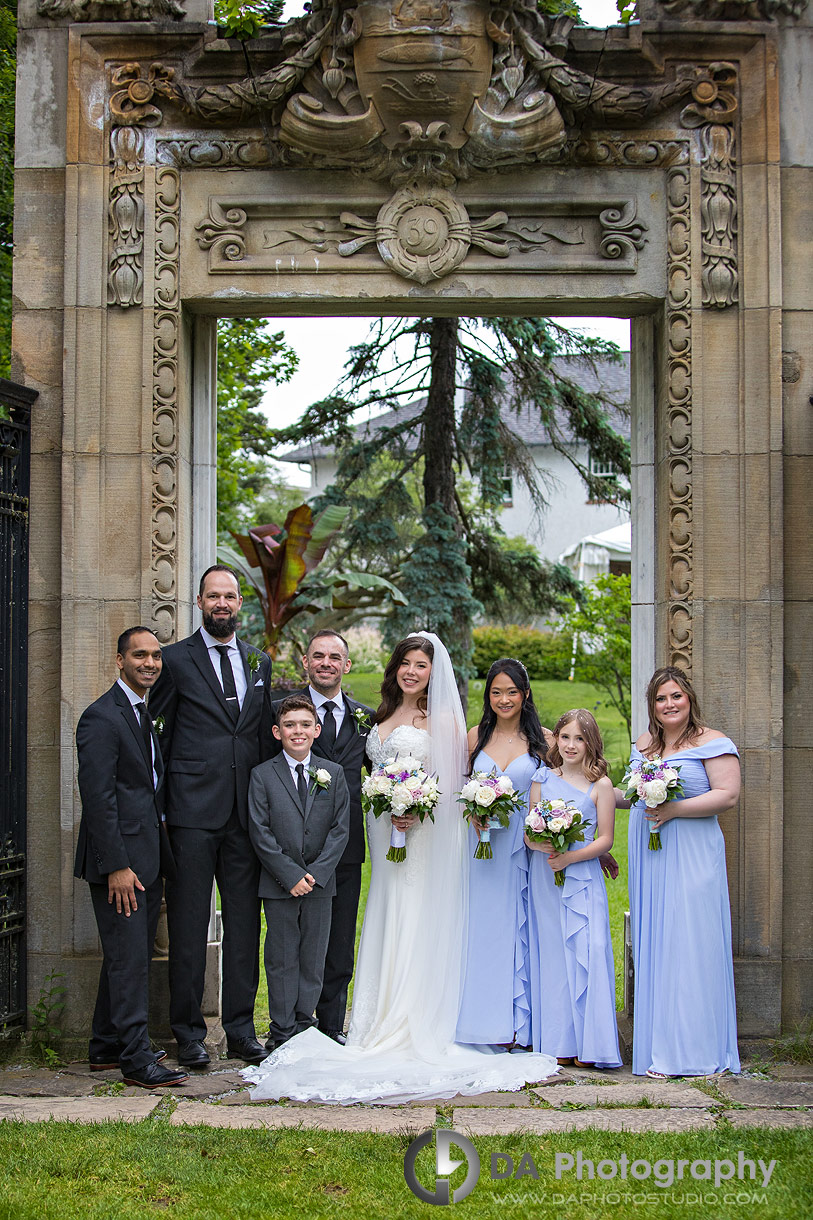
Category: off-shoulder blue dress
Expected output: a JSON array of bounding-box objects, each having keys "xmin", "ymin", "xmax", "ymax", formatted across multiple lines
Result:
[
  {"xmin": 526, "ymin": 766, "xmax": 621, "ymax": 1067},
  {"xmin": 456, "ymin": 750, "xmax": 537, "ymax": 1046},
  {"xmin": 627, "ymin": 737, "xmax": 740, "ymax": 1076}
]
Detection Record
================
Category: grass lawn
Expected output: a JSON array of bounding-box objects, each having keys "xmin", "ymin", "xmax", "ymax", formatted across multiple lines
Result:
[
  {"xmin": 0, "ymin": 1121, "xmax": 809, "ymax": 1220},
  {"xmin": 253, "ymin": 675, "xmax": 631, "ymax": 1032}
]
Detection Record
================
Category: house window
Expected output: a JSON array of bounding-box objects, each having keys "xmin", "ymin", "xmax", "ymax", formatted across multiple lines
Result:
[
  {"xmin": 501, "ymin": 465, "xmax": 513, "ymax": 506},
  {"xmin": 589, "ymin": 451, "xmax": 617, "ymax": 479}
]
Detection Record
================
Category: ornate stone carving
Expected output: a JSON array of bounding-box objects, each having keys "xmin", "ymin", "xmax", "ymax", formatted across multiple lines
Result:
[
  {"xmin": 110, "ymin": 63, "xmax": 175, "ymax": 128},
  {"xmin": 666, "ymin": 164, "xmax": 693, "ymax": 674},
  {"xmin": 681, "ymin": 64, "xmax": 739, "ymax": 309},
  {"xmin": 655, "ymin": 0, "xmax": 807, "ymax": 18},
  {"xmin": 195, "ymin": 192, "xmax": 647, "ymax": 282},
  {"xmin": 108, "ymin": 126, "xmax": 144, "ymax": 308},
  {"xmin": 39, "ymin": 0, "xmax": 184, "ymax": 19},
  {"xmin": 156, "ymin": 139, "xmax": 281, "ymax": 169},
  {"xmin": 151, "ymin": 167, "xmax": 180, "ymax": 644},
  {"xmin": 122, "ymin": 0, "xmax": 708, "ymax": 176}
]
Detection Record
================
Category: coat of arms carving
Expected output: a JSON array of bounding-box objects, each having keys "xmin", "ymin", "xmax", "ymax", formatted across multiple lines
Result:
[{"xmin": 107, "ymin": 0, "xmax": 739, "ymax": 288}]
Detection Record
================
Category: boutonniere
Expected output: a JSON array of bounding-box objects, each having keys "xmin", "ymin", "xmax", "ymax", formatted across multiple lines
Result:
[
  {"xmin": 353, "ymin": 708, "xmax": 372, "ymax": 735},
  {"xmin": 308, "ymin": 767, "xmax": 332, "ymax": 793},
  {"xmin": 152, "ymin": 715, "xmax": 165, "ymax": 737},
  {"xmin": 247, "ymin": 651, "xmax": 262, "ymax": 675}
]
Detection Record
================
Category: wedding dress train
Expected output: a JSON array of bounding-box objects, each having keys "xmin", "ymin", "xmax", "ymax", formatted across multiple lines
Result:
[{"xmin": 245, "ymin": 636, "xmax": 558, "ymax": 1104}]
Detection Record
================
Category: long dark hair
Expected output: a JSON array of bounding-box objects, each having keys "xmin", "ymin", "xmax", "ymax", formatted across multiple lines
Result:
[
  {"xmin": 644, "ymin": 665, "xmax": 704, "ymax": 757},
  {"xmin": 375, "ymin": 635, "xmax": 434, "ymax": 724},
  {"xmin": 547, "ymin": 708, "xmax": 608, "ymax": 781},
  {"xmin": 468, "ymin": 657, "xmax": 548, "ymax": 774}
]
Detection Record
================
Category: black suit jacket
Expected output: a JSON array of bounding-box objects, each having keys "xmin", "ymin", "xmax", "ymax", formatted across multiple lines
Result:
[
  {"xmin": 269, "ymin": 688, "xmax": 372, "ymax": 865},
  {"xmin": 149, "ymin": 629, "xmax": 274, "ymax": 830},
  {"xmin": 74, "ymin": 683, "xmax": 167, "ymax": 886}
]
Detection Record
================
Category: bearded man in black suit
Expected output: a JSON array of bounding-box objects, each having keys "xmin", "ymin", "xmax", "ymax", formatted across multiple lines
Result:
[
  {"xmin": 270, "ymin": 629, "xmax": 373, "ymax": 1043},
  {"xmin": 149, "ymin": 565, "xmax": 274, "ymax": 1067},
  {"xmin": 74, "ymin": 627, "xmax": 186, "ymax": 1090}
]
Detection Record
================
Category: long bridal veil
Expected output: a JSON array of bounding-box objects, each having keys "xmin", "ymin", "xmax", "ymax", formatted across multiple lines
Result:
[{"xmin": 244, "ymin": 631, "xmax": 559, "ymax": 1104}]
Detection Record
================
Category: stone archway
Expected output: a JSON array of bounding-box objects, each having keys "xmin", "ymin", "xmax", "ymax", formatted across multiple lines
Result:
[{"xmin": 14, "ymin": 0, "xmax": 810, "ymax": 1039}]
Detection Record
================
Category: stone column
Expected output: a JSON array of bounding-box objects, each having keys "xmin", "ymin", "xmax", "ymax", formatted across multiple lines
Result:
[{"xmin": 777, "ymin": 9, "xmax": 813, "ymax": 1028}]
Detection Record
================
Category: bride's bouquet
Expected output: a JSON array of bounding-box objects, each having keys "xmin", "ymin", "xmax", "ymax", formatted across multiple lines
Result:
[
  {"xmin": 457, "ymin": 770, "xmax": 525, "ymax": 860},
  {"xmin": 622, "ymin": 755, "xmax": 684, "ymax": 850},
  {"xmin": 362, "ymin": 754, "xmax": 440, "ymax": 862},
  {"xmin": 524, "ymin": 798, "xmax": 585, "ymax": 886}
]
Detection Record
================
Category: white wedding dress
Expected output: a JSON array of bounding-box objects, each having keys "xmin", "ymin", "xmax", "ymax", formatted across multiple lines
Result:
[{"xmin": 245, "ymin": 636, "xmax": 558, "ymax": 1105}]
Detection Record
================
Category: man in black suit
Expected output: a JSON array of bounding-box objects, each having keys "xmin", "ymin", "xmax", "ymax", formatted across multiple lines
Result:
[
  {"xmin": 270, "ymin": 630, "xmax": 372, "ymax": 1042},
  {"xmin": 149, "ymin": 565, "xmax": 274, "ymax": 1067},
  {"xmin": 75, "ymin": 627, "xmax": 187, "ymax": 1090}
]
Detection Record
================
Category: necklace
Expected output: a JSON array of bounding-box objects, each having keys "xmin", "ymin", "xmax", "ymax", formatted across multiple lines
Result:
[{"xmin": 494, "ymin": 727, "xmax": 520, "ymax": 744}]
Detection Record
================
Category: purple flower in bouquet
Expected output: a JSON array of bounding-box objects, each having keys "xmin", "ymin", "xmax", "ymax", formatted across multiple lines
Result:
[
  {"xmin": 524, "ymin": 798, "xmax": 584, "ymax": 886},
  {"xmin": 456, "ymin": 770, "xmax": 525, "ymax": 860},
  {"xmin": 623, "ymin": 755, "xmax": 684, "ymax": 850},
  {"xmin": 362, "ymin": 754, "xmax": 440, "ymax": 862}
]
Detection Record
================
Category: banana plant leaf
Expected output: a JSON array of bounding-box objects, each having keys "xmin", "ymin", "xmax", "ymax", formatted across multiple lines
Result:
[{"xmin": 218, "ymin": 504, "xmax": 403, "ymax": 656}]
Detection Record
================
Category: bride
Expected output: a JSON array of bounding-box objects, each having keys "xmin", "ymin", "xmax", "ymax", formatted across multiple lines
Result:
[{"xmin": 244, "ymin": 633, "xmax": 558, "ymax": 1104}]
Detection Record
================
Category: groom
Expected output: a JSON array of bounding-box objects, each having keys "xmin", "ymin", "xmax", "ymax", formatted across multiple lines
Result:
[{"xmin": 270, "ymin": 630, "xmax": 373, "ymax": 1042}]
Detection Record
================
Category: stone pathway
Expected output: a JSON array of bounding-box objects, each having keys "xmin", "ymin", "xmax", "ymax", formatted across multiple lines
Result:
[{"xmin": 0, "ymin": 1059, "xmax": 809, "ymax": 1132}]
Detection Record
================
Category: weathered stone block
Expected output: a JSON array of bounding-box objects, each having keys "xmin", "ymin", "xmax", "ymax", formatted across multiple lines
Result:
[
  {"xmin": 780, "ymin": 312, "xmax": 813, "ymax": 457},
  {"xmin": 12, "ymin": 169, "xmax": 67, "ymax": 310},
  {"xmin": 784, "ymin": 606, "xmax": 813, "ymax": 748},
  {"xmin": 780, "ymin": 168, "xmax": 813, "ymax": 313},
  {"xmin": 15, "ymin": 30, "xmax": 68, "ymax": 169}
]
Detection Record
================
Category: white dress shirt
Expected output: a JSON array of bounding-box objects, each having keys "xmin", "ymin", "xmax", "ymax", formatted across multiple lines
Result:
[
  {"xmin": 282, "ymin": 750, "xmax": 312, "ymax": 789},
  {"xmin": 200, "ymin": 626, "xmax": 248, "ymax": 709},
  {"xmin": 117, "ymin": 677, "xmax": 158, "ymax": 789},
  {"xmin": 307, "ymin": 686, "xmax": 345, "ymax": 737}
]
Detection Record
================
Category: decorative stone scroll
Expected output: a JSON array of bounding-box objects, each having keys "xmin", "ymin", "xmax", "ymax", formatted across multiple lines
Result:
[
  {"xmin": 196, "ymin": 192, "xmax": 647, "ymax": 284},
  {"xmin": 681, "ymin": 64, "xmax": 739, "ymax": 309},
  {"xmin": 150, "ymin": 167, "xmax": 180, "ymax": 645},
  {"xmin": 665, "ymin": 163, "xmax": 694, "ymax": 674},
  {"xmin": 38, "ymin": 0, "xmax": 184, "ymax": 18},
  {"xmin": 108, "ymin": 126, "xmax": 145, "ymax": 308},
  {"xmin": 655, "ymin": 0, "xmax": 807, "ymax": 18}
]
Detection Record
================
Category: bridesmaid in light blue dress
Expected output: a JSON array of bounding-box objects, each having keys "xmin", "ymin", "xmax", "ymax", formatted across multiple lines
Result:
[
  {"xmin": 456, "ymin": 659, "xmax": 548, "ymax": 1047},
  {"xmin": 628, "ymin": 666, "xmax": 741, "ymax": 1078},
  {"xmin": 526, "ymin": 710, "xmax": 621, "ymax": 1068}
]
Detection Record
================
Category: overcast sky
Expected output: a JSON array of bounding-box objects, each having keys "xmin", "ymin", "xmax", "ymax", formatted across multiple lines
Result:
[{"xmin": 266, "ymin": 0, "xmax": 628, "ymax": 482}]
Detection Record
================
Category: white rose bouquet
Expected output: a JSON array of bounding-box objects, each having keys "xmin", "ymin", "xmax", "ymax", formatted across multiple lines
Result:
[
  {"xmin": 524, "ymin": 798, "xmax": 585, "ymax": 887},
  {"xmin": 456, "ymin": 770, "xmax": 525, "ymax": 860},
  {"xmin": 622, "ymin": 755, "xmax": 685, "ymax": 850},
  {"xmin": 361, "ymin": 754, "xmax": 440, "ymax": 863}
]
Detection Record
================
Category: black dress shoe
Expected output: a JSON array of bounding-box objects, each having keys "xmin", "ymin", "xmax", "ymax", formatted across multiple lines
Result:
[
  {"xmin": 176, "ymin": 1040, "xmax": 210, "ymax": 1069},
  {"xmin": 226, "ymin": 1036, "xmax": 267, "ymax": 1064},
  {"xmin": 122, "ymin": 1062, "xmax": 188, "ymax": 1089},
  {"xmin": 90, "ymin": 1047, "xmax": 167, "ymax": 1071},
  {"xmin": 323, "ymin": 1029, "xmax": 347, "ymax": 1045},
  {"xmin": 264, "ymin": 1034, "xmax": 291, "ymax": 1053}
]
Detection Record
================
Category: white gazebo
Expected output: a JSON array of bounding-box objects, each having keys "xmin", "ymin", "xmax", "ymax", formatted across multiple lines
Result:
[{"xmin": 560, "ymin": 522, "xmax": 632, "ymax": 585}]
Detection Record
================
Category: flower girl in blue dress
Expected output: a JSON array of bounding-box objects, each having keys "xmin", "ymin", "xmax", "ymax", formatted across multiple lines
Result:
[{"xmin": 526, "ymin": 709, "xmax": 621, "ymax": 1068}]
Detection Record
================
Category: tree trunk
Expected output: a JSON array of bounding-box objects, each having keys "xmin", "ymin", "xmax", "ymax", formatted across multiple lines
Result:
[
  {"xmin": 423, "ymin": 317, "xmax": 458, "ymax": 514},
  {"xmin": 422, "ymin": 318, "xmax": 470, "ymax": 708}
]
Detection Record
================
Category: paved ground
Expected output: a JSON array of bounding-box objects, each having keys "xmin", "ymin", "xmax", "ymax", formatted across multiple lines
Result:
[{"xmin": 0, "ymin": 1057, "xmax": 809, "ymax": 1132}]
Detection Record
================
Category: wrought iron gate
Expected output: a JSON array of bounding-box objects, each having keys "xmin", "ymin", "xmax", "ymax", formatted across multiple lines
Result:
[{"xmin": 0, "ymin": 379, "xmax": 37, "ymax": 1033}]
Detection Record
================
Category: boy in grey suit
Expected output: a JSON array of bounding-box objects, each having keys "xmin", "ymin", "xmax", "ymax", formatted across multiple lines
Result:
[{"xmin": 248, "ymin": 695, "xmax": 350, "ymax": 1048}]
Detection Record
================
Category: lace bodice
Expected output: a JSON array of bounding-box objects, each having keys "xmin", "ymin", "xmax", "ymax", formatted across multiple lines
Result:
[{"xmin": 366, "ymin": 723, "xmax": 431, "ymax": 769}]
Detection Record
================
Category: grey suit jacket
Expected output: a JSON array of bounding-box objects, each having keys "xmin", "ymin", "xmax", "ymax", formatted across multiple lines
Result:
[{"xmin": 247, "ymin": 754, "xmax": 350, "ymax": 900}]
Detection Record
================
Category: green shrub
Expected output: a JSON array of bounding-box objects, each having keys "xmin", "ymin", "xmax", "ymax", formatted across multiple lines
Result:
[{"xmin": 472, "ymin": 625, "xmax": 573, "ymax": 681}]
